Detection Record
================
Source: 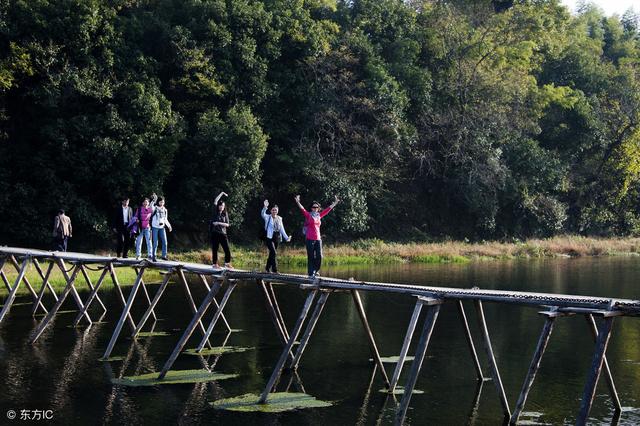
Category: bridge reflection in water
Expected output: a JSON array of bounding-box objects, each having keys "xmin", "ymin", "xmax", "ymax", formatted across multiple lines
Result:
[{"xmin": 1, "ymin": 246, "xmax": 638, "ymax": 425}]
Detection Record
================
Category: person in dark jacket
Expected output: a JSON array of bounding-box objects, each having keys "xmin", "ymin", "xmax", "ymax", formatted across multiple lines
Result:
[
  {"xmin": 113, "ymin": 197, "xmax": 133, "ymax": 258},
  {"xmin": 210, "ymin": 191, "xmax": 232, "ymax": 268}
]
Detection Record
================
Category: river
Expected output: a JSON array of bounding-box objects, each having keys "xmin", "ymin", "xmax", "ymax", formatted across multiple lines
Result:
[{"xmin": 0, "ymin": 257, "xmax": 638, "ymax": 424}]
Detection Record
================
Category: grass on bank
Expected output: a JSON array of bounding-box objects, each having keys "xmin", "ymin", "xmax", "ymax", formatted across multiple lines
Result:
[{"xmin": 3, "ymin": 236, "xmax": 640, "ymax": 297}]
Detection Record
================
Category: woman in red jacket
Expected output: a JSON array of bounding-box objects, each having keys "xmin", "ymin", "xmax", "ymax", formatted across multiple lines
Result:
[{"xmin": 294, "ymin": 194, "xmax": 340, "ymax": 277}]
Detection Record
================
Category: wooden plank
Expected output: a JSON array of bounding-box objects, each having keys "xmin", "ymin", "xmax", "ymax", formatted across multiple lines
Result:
[
  {"xmin": 107, "ymin": 263, "xmax": 136, "ymax": 332},
  {"xmin": 79, "ymin": 265, "xmax": 108, "ymax": 313}
]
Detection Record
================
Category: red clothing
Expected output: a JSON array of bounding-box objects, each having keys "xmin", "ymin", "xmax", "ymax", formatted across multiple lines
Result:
[
  {"xmin": 136, "ymin": 206, "xmax": 154, "ymax": 229},
  {"xmin": 301, "ymin": 207, "xmax": 332, "ymax": 240}
]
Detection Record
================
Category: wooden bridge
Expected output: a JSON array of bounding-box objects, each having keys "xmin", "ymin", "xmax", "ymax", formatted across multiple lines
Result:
[{"xmin": 1, "ymin": 246, "xmax": 639, "ymax": 425}]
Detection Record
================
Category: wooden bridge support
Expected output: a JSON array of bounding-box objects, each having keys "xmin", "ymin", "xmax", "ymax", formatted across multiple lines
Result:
[
  {"xmin": 158, "ymin": 278, "xmax": 224, "ymax": 379},
  {"xmin": 474, "ymin": 300, "xmax": 511, "ymax": 419},
  {"xmin": 395, "ymin": 298, "xmax": 443, "ymax": 424},
  {"xmin": 576, "ymin": 312, "xmax": 619, "ymax": 425}
]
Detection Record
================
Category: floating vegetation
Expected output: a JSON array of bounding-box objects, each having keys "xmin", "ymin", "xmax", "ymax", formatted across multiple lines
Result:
[
  {"xmin": 112, "ymin": 369, "xmax": 238, "ymax": 386},
  {"xmin": 34, "ymin": 310, "xmax": 76, "ymax": 317},
  {"xmin": 99, "ymin": 356, "xmax": 125, "ymax": 362},
  {"xmin": 370, "ymin": 356, "xmax": 415, "ymax": 363},
  {"xmin": 135, "ymin": 331, "xmax": 170, "ymax": 337},
  {"xmin": 378, "ymin": 387, "xmax": 424, "ymax": 395},
  {"xmin": 183, "ymin": 346, "xmax": 254, "ymax": 356},
  {"xmin": 212, "ymin": 392, "xmax": 333, "ymax": 412}
]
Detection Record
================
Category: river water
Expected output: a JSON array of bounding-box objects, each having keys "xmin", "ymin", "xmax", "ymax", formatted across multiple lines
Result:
[{"xmin": 0, "ymin": 257, "xmax": 639, "ymax": 425}]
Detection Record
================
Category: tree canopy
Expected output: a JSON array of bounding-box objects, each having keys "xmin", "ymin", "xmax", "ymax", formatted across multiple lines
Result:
[{"xmin": 1, "ymin": 0, "xmax": 640, "ymax": 248}]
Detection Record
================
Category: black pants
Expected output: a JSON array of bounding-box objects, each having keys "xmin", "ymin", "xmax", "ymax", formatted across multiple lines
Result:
[
  {"xmin": 265, "ymin": 237, "xmax": 279, "ymax": 272},
  {"xmin": 53, "ymin": 236, "xmax": 68, "ymax": 252},
  {"xmin": 211, "ymin": 233, "xmax": 231, "ymax": 264},
  {"xmin": 116, "ymin": 227, "xmax": 132, "ymax": 258},
  {"xmin": 305, "ymin": 239, "xmax": 322, "ymax": 276}
]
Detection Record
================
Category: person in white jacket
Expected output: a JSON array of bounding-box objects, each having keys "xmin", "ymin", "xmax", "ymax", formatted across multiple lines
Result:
[
  {"xmin": 261, "ymin": 200, "xmax": 291, "ymax": 273},
  {"xmin": 151, "ymin": 196, "xmax": 172, "ymax": 261}
]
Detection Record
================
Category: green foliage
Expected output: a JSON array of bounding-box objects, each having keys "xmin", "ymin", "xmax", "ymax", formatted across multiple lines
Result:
[{"xmin": 1, "ymin": 0, "xmax": 640, "ymax": 247}]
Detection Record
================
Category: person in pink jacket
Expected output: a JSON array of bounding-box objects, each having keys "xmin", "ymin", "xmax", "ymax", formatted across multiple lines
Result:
[
  {"xmin": 294, "ymin": 194, "xmax": 340, "ymax": 277},
  {"xmin": 130, "ymin": 193, "xmax": 157, "ymax": 260}
]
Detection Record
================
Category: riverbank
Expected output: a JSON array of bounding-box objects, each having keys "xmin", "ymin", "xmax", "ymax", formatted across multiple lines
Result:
[
  {"xmin": 170, "ymin": 235, "xmax": 640, "ymax": 267},
  {"xmin": 3, "ymin": 236, "xmax": 640, "ymax": 296}
]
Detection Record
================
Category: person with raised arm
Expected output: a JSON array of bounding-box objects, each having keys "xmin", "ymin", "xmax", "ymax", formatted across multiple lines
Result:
[
  {"xmin": 261, "ymin": 199, "xmax": 291, "ymax": 274},
  {"xmin": 294, "ymin": 194, "xmax": 340, "ymax": 277},
  {"xmin": 131, "ymin": 193, "xmax": 157, "ymax": 260},
  {"xmin": 151, "ymin": 196, "xmax": 172, "ymax": 262},
  {"xmin": 210, "ymin": 191, "xmax": 232, "ymax": 268}
]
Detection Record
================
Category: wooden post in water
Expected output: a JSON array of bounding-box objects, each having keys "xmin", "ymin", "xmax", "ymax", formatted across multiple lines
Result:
[
  {"xmin": 457, "ymin": 300, "xmax": 485, "ymax": 381},
  {"xmin": 576, "ymin": 314, "xmax": 617, "ymax": 425},
  {"xmin": 72, "ymin": 266, "xmax": 110, "ymax": 327},
  {"xmin": 198, "ymin": 274, "xmax": 232, "ymax": 332},
  {"xmin": 0, "ymin": 256, "xmax": 31, "ymax": 324},
  {"xmin": 268, "ymin": 283, "xmax": 289, "ymax": 341},
  {"xmin": 177, "ymin": 268, "xmax": 213, "ymax": 349},
  {"xmin": 474, "ymin": 300, "xmax": 511, "ymax": 419},
  {"xmin": 30, "ymin": 262, "xmax": 82, "ymax": 343},
  {"xmin": 59, "ymin": 260, "xmax": 92, "ymax": 325},
  {"xmin": 195, "ymin": 282, "xmax": 237, "ymax": 352},
  {"xmin": 389, "ymin": 298, "xmax": 423, "ymax": 393},
  {"xmin": 158, "ymin": 279, "xmax": 223, "ymax": 379},
  {"xmin": 351, "ymin": 289, "xmax": 390, "ymax": 388},
  {"xmin": 510, "ymin": 311, "xmax": 559, "ymax": 425},
  {"xmin": 134, "ymin": 266, "xmax": 157, "ymax": 321},
  {"xmin": 586, "ymin": 314, "xmax": 621, "ymax": 412},
  {"xmin": 259, "ymin": 289, "xmax": 317, "ymax": 403},
  {"xmin": 260, "ymin": 279, "xmax": 290, "ymax": 346},
  {"xmin": 289, "ymin": 290, "xmax": 331, "ymax": 370},
  {"xmin": 107, "ymin": 264, "xmax": 136, "ymax": 332},
  {"xmin": 79, "ymin": 265, "xmax": 108, "ymax": 314},
  {"xmin": 8, "ymin": 255, "xmax": 42, "ymax": 311},
  {"xmin": 395, "ymin": 299, "xmax": 443, "ymax": 424},
  {"xmin": 102, "ymin": 267, "xmax": 146, "ymax": 359},
  {"xmin": 132, "ymin": 270, "xmax": 174, "ymax": 337},
  {"xmin": 31, "ymin": 259, "xmax": 58, "ymax": 316}
]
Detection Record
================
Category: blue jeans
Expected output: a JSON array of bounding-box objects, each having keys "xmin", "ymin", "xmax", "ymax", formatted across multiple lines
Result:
[
  {"xmin": 135, "ymin": 228, "xmax": 152, "ymax": 257},
  {"xmin": 305, "ymin": 239, "xmax": 322, "ymax": 276},
  {"xmin": 152, "ymin": 227, "xmax": 167, "ymax": 258}
]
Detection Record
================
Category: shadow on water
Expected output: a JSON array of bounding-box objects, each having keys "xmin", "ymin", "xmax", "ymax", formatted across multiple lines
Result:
[{"xmin": 0, "ymin": 257, "xmax": 639, "ymax": 424}]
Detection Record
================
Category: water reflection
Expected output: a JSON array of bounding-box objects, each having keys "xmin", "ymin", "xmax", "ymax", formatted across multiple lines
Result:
[{"xmin": 0, "ymin": 258, "xmax": 638, "ymax": 424}]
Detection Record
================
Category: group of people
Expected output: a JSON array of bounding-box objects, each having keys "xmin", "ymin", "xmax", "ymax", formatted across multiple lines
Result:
[
  {"xmin": 53, "ymin": 190, "xmax": 340, "ymax": 277},
  {"xmin": 112, "ymin": 193, "xmax": 172, "ymax": 261},
  {"xmin": 208, "ymin": 191, "xmax": 340, "ymax": 277}
]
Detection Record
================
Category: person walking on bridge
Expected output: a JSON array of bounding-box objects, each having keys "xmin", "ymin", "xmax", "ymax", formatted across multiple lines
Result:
[
  {"xmin": 113, "ymin": 196, "xmax": 133, "ymax": 258},
  {"xmin": 210, "ymin": 191, "xmax": 232, "ymax": 268},
  {"xmin": 294, "ymin": 195, "xmax": 340, "ymax": 277},
  {"xmin": 151, "ymin": 196, "xmax": 172, "ymax": 262},
  {"xmin": 261, "ymin": 199, "xmax": 291, "ymax": 273},
  {"xmin": 52, "ymin": 209, "xmax": 72, "ymax": 252}
]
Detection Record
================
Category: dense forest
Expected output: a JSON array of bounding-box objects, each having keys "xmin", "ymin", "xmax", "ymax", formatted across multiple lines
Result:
[{"xmin": 1, "ymin": 0, "xmax": 640, "ymax": 248}]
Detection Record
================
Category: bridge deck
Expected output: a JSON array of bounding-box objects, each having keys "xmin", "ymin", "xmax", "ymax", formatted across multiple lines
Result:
[{"xmin": 2, "ymin": 246, "xmax": 638, "ymax": 315}]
